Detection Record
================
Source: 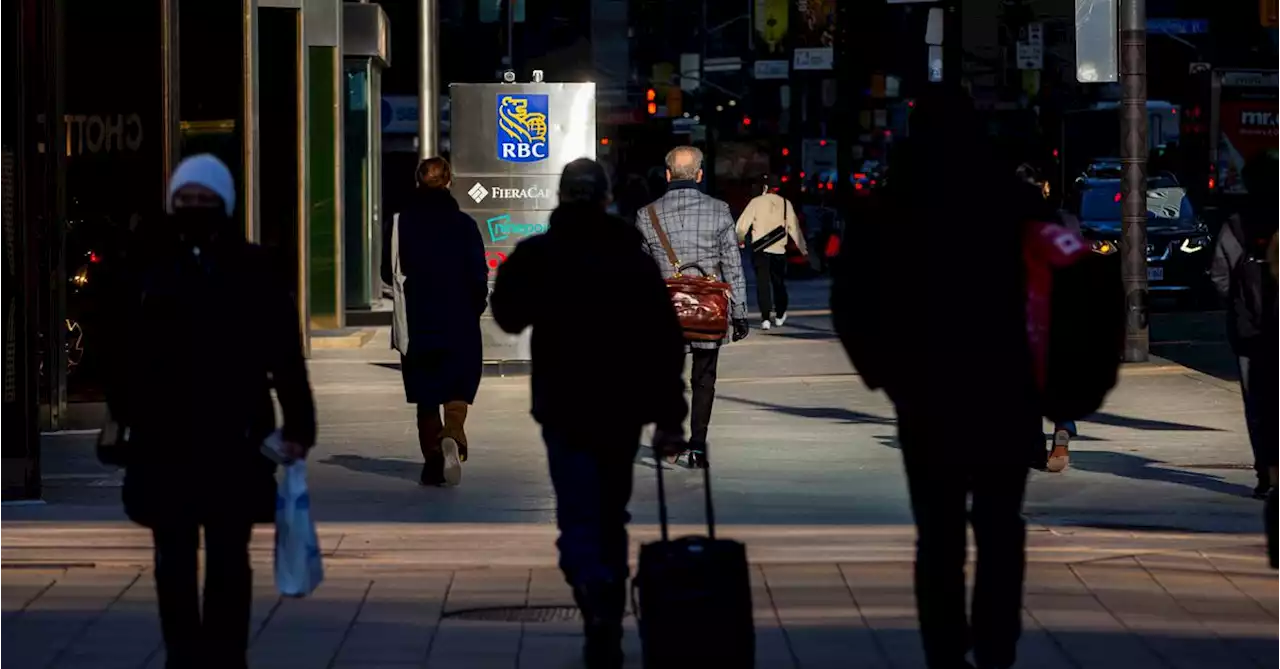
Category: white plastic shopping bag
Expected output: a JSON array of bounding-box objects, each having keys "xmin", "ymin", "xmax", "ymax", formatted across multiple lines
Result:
[{"xmin": 274, "ymin": 460, "xmax": 325, "ymax": 597}]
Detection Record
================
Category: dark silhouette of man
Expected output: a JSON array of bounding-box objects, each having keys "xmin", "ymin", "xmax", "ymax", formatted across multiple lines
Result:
[
  {"xmin": 491, "ymin": 158, "xmax": 687, "ymax": 669},
  {"xmin": 832, "ymin": 90, "xmax": 1040, "ymax": 669}
]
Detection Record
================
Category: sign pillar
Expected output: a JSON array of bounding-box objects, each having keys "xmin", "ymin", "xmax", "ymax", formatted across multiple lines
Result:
[{"xmin": 448, "ymin": 82, "xmax": 596, "ymax": 362}]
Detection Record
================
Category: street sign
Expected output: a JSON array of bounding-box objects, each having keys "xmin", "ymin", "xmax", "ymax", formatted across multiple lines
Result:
[
  {"xmin": 704, "ymin": 57, "xmax": 743, "ymax": 73},
  {"xmin": 754, "ymin": 60, "xmax": 790, "ymax": 80},
  {"xmin": 793, "ymin": 47, "xmax": 834, "ymax": 71},
  {"xmin": 1027, "ymin": 21, "xmax": 1044, "ymax": 46},
  {"xmin": 1016, "ymin": 42, "xmax": 1043, "ymax": 70},
  {"xmin": 449, "ymin": 82, "xmax": 595, "ymax": 362},
  {"xmin": 1146, "ymin": 18, "xmax": 1209, "ymax": 35}
]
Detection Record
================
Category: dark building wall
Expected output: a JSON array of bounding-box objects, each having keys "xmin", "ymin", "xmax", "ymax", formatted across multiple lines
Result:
[{"xmin": 4, "ymin": 0, "xmax": 53, "ymax": 499}]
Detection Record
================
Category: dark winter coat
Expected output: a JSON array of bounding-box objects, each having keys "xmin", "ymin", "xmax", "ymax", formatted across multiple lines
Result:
[
  {"xmin": 1210, "ymin": 212, "xmax": 1278, "ymax": 356},
  {"xmin": 490, "ymin": 203, "xmax": 688, "ymax": 435},
  {"xmin": 381, "ymin": 188, "xmax": 488, "ymax": 405},
  {"xmin": 831, "ymin": 121, "xmax": 1042, "ymax": 462},
  {"xmin": 104, "ymin": 231, "xmax": 316, "ymax": 529}
]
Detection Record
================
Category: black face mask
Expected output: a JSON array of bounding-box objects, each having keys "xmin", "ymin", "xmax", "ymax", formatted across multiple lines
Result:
[{"xmin": 170, "ymin": 207, "xmax": 231, "ymax": 250}]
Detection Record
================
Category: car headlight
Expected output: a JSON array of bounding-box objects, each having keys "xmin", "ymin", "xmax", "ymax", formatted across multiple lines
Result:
[
  {"xmin": 1091, "ymin": 240, "xmax": 1119, "ymax": 255},
  {"xmin": 1179, "ymin": 236, "xmax": 1210, "ymax": 253}
]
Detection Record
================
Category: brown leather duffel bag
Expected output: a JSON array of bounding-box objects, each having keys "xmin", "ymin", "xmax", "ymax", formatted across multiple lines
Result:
[{"xmin": 646, "ymin": 205, "xmax": 731, "ymax": 341}]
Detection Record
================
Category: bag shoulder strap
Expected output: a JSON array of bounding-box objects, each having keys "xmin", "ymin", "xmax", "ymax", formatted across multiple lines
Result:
[
  {"xmin": 646, "ymin": 204, "xmax": 682, "ymax": 273},
  {"xmin": 391, "ymin": 213, "xmax": 403, "ymax": 277}
]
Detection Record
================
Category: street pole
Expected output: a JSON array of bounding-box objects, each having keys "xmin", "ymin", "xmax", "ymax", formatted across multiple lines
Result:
[
  {"xmin": 1119, "ymin": 0, "xmax": 1149, "ymax": 361},
  {"xmin": 942, "ymin": 0, "xmax": 962, "ymax": 87},
  {"xmin": 418, "ymin": 0, "xmax": 440, "ymax": 159},
  {"xmin": 699, "ymin": 0, "xmax": 713, "ymax": 192},
  {"xmin": 505, "ymin": 0, "xmax": 515, "ymax": 69}
]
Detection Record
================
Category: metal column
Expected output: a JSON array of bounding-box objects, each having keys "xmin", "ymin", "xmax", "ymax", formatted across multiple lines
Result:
[
  {"xmin": 418, "ymin": 0, "xmax": 440, "ymax": 158},
  {"xmin": 1119, "ymin": 0, "xmax": 1149, "ymax": 361}
]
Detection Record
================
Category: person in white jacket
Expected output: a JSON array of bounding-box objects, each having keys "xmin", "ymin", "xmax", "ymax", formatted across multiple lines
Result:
[{"xmin": 736, "ymin": 177, "xmax": 807, "ymax": 329}]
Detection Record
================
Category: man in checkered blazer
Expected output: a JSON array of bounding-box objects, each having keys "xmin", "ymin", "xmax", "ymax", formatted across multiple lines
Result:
[{"xmin": 635, "ymin": 146, "xmax": 750, "ymax": 469}]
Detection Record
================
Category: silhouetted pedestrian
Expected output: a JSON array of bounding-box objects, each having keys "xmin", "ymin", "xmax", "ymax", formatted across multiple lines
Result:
[
  {"xmin": 382, "ymin": 157, "xmax": 488, "ymax": 487},
  {"xmin": 832, "ymin": 90, "xmax": 1039, "ymax": 669},
  {"xmin": 491, "ymin": 158, "xmax": 687, "ymax": 669},
  {"xmin": 1210, "ymin": 151, "xmax": 1279, "ymax": 499},
  {"xmin": 103, "ymin": 154, "xmax": 316, "ymax": 669}
]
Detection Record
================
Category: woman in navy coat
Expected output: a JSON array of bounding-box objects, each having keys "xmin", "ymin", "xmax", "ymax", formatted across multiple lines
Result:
[{"xmin": 382, "ymin": 157, "xmax": 488, "ymax": 486}]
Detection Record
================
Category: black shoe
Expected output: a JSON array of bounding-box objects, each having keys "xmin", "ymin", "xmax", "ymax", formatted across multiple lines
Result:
[
  {"xmin": 688, "ymin": 450, "xmax": 709, "ymax": 469},
  {"xmin": 420, "ymin": 452, "xmax": 446, "ymax": 486},
  {"xmin": 573, "ymin": 582, "xmax": 624, "ymax": 669},
  {"xmin": 1253, "ymin": 481, "xmax": 1271, "ymax": 500}
]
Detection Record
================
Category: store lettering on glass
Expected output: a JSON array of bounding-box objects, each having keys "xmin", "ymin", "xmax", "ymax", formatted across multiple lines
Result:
[
  {"xmin": 486, "ymin": 214, "xmax": 548, "ymax": 244},
  {"xmin": 55, "ymin": 113, "xmax": 145, "ymax": 156}
]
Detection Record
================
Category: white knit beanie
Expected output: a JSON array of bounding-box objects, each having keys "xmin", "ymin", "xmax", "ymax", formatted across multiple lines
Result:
[{"xmin": 167, "ymin": 154, "xmax": 236, "ymax": 217}]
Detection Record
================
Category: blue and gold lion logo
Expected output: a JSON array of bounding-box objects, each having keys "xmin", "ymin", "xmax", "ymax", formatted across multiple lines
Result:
[{"xmin": 496, "ymin": 94, "xmax": 549, "ymax": 163}]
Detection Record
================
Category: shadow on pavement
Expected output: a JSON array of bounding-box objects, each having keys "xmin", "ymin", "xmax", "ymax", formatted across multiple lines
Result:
[
  {"xmin": 1067, "ymin": 451, "xmax": 1256, "ymax": 498},
  {"xmin": 722, "ymin": 396, "xmax": 1213, "ymax": 434},
  {"xmin": 1086, "ymin": 412, "xmax": 1221, "ymax": 432},
  {"xmin": 765, "ymin": 330, "xmax": 840, "ymax": 341},
  {"xmin": 320, "ymin": 454, "xmax": 420, "ymax": 483},
  {"xmin": 718, "ymin": 395, "xmax": 895, "ymax": 425},
  {"xmin": 2, "ymin": 593, "xmax": 1272, "ymax": 669}
]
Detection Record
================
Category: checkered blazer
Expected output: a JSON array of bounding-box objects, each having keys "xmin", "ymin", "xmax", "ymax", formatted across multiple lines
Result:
[{"xmin": 636, "ymin": 185, "xmax": 748, "ymax": 349}]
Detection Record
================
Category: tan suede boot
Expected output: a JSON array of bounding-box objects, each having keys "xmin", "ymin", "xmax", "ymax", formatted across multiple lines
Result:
[
  {"xmin": 442, "ymin": 401, "xmax": 470, "ymax": 462},
  {"xmin": 417, "ymin": 406, "xmax": 446, "ymax": 486}
]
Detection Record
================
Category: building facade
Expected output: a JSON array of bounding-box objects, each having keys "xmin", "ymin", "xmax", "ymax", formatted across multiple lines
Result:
[{"xmin": 2, "ymin": 0, "xmax": 390, "ymax": 501}]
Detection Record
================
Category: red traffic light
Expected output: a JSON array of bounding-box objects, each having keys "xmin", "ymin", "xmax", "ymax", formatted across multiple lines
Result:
[
  {"xmin": 646, "ymin": 89, "xmax": 656, "ymax": 102},
  {"xmin": 781, "ymin": 147, "xmax": 790, "ymax": 157},
  {"xmin": 819, "ymin": 139, "xmax": 827, "ymax": 147},
  {"xmin": 742, "ymin": 116, "xmax": 752, "ymax": 126},
  {"xmin": 647, "ymin": 102, "xmax": 657, "ymax": 115}
]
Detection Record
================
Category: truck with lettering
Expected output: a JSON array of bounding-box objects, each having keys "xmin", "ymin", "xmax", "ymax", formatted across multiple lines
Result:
[{"xmin": 1209, "ymin": 69, "xmax": 1279, "ymax": 196}]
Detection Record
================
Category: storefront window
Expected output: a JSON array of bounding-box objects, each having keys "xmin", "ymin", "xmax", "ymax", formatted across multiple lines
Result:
[{"xmin": 59, "ymin": 1, "xmax": 165, "ymax": 403}]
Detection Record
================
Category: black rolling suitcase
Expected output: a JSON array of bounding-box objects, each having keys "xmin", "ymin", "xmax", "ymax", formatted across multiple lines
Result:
[{"xmin": 633, "ymin": 449, "xmax": 755, "ymax": 668}]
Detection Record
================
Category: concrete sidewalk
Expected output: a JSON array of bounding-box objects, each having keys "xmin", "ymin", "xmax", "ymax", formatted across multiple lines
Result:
[{"xmin": 2, "ymin": 526, "xmax": 1275, "ymax": 669}]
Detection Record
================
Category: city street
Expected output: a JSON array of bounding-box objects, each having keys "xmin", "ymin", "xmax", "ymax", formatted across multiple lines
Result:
[{"xmin": 4, "ymin": 279, "xmax": 1276, "ymax": 667}]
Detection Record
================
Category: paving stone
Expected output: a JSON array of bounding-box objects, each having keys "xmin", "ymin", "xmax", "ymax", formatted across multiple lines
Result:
[
  {"xmin": 332, "ymin": 570, "xmax": 450, "ymax": 665},
  {"xmin": 1072, "ymin": 558, "xmax": 1234, "ymax": 669},
  {"xmin": 3, "ymin": 567, "xmax": 143, "ymax": 669},
  {"xmin": 838, "ymin": 562, "xmax": 917, "ymax": 669},
  {"xmin": 1138, "ymin": 553, "xmax": 1279, "ymax": 668},
  {"xmin": 1, "ymin": 569, "xmax": 60, "ymax": 616},
  {"xmin": 764, "ymin": 564, "xmax": 889, "ymax": 669}
]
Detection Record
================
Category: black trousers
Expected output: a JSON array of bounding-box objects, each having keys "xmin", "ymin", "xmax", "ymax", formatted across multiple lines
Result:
[
  {"xmin": 752, "ymin": 251, "xmax": 789, "ymax": 319},
  {"xmin": 542, "ymin": 426, "xmax": 642, "ymax": 588},
  {"xmin": 152, "ymin": 522, "xmax": 255, "ymax": 669},
  {"xmin": 689, "ymin": 347, "xmax": 720, "ymax": 449},
  {"xmin": 1238, "ymin": 354, "xmax": 1274, "ymax": 481},
  {"xmin": 899, "ymin": 420, "xmax": 1031, "ymax": 669}
]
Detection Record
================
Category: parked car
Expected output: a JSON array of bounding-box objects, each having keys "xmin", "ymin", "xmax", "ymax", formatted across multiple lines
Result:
[{"xmin": 1069, "ymin": 176, "xmax": 1214, "ymax": 303}]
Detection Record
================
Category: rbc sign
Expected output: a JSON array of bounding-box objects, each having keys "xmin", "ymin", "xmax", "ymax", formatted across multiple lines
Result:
[{"xmin": 496, "ymin": 94, "xmax": 550, "ymax": 163}]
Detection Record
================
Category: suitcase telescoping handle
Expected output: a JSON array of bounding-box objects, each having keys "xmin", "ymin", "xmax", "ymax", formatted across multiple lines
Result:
[{"xmin": 655, "ymin": 437, "xmax": 716, "ymax": 542}]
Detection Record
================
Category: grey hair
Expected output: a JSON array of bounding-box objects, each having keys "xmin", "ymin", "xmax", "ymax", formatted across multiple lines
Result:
[{"xmin": 665, "ymin": 146, "xmax": 704, "ymax": 181}]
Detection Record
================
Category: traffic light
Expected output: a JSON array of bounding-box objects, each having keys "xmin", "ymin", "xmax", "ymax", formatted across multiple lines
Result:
[
  {"xmin": 646, "ymin": 88, "xmax": 657, "ymax": 116},
  {"xmin": 742, "ymin": 115, "xmax": 752, "ymax": 126},
  {"xmin": 781, "ymin": 147, "xmax": 790, "ymax": 157}
]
